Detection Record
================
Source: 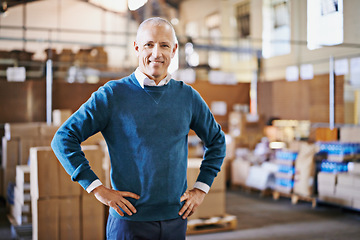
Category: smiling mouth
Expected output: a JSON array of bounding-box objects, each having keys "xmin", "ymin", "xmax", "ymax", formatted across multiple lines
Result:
[
  {"xmin": 149, "ymin": 58, "xmax": 164, "ymax": 63},
  {"xmin": 149, "ymin": 61, "xmax": 164, "ymax": 66}
]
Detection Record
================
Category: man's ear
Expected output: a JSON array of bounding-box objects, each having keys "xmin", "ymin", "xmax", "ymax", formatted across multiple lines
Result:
[
  {"xmin": 134, "ymin": 41, "xmax": 140, "ymax": 56},
  {"xmin": 171, "ymin": 43, "xmax": 178, "ymax": 58}
]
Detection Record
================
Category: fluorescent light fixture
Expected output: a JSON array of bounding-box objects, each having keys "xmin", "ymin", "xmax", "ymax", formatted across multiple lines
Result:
[
  {"xmin": 89, "ymin": 0, "xmax": 127, "ymax": 13},
  {"xmin": 171, "ymin": 18, "xmax": 179, "ymax": 25},
  {"xmin": 269, "ymin": 142, "xmax": 286, "ymax": 149},
  {"xmin": 128, "ymin": 0, "xmax": 148, "ymax": 11}
]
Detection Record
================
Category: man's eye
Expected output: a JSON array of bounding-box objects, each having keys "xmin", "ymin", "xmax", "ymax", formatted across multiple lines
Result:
[
  {"xmin": 162, "ymin": 44, "xmax": 170, "ymax": 48},
  {"xmin": 145, "ymin": 43, "xmax": 153, "ymax": 47}
]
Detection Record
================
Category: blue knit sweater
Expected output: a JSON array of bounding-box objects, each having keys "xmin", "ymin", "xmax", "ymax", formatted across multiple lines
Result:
[{"xmin": 51, "ymin": 73, "xmax": 226, "ymax": 221}]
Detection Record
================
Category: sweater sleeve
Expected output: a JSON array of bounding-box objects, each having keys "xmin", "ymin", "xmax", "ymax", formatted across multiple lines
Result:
[
  {"xmin": 51, "ymin": 84, "xmax": 112, "ymax": 190},
  {"xmin": 189, "ymin": 88, "xmax": 226, "ymax": 188}
]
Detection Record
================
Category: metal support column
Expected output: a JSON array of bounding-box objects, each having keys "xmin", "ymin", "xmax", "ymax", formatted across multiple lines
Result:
[
  {"xmin": 46, "ymin": 59, "xmax": 53, "ymax": 125},
  {"xmin": 329, "ymin": 56, "xmax": 335, "ymax": 130}
]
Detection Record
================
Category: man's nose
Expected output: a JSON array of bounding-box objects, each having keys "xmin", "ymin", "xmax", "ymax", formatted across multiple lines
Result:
[{"xmin": 152, "ymin": 44, "xmax": 161, "ymax": 58}]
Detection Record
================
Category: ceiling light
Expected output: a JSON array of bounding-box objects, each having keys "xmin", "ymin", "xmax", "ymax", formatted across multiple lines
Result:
[
  {"xmin": 89, "ymin": 0, "xmax": 127, "ymax": 13},
  {"xmin": 128, "ymin": 0, "xmax": 148, "ymax": 11},
  {"xmin": 0, "ymin": 1, "xmax": 8, "ymax": 15}
]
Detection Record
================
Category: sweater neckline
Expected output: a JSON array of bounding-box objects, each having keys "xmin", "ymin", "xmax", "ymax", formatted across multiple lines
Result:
[{"xmin": 130, "ymin": 73, "xmax": 172, "ymax": 90}]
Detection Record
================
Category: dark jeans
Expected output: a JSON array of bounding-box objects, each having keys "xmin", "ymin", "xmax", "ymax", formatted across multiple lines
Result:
[{"xmin": 106, "ymin": 214, "xmax": 187, "ymax": 240}]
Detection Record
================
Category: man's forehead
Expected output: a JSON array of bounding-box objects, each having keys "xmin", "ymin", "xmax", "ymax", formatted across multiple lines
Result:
[
  {"xmin": 137, "ymin": 24, "xmax": 174, "ymax": 43},
  {"xmin": 140, "ymin": 23, "xmax": 171, "ymax": 35}
]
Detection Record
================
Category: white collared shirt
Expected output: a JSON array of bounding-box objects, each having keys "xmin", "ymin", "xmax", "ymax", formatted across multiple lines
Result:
[
  {"xmin": 86, "ymin": 69, "xmax": 210, "ymax": 194},
  {"xmin": 134, "ymin": 68, "xmax": 171, "ymax": 88}
]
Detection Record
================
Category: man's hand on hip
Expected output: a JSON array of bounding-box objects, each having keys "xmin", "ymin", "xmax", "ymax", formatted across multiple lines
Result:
[
  {"xmin": 92, "ymin": 185, "xmax": 140, "ymax": 217},
  {"xmin": 179, "ymin": 188, "xmax": 206, "ymax": 219}
]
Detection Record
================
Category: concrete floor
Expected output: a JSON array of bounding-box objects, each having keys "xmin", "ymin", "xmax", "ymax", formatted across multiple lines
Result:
[
  {"xmin": 0, "ymin": 198, "xmax": 14, "ymax": 240},
  {"xmin": 187, "ymin": 190, "xmax": 360, "ymax": 240},
  {"xmin": 0, "ymin": 190, "xmax": 359, "ymax": 240}
]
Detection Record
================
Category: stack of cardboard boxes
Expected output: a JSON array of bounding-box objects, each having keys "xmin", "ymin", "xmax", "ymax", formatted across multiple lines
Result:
[
  {"xmin": 12, "ymin": 165, "xmax": 31, "ymax": 225},
  {"xmin": 187, "ymin": 158, "xmax": 226, "ymax": 219},
  {"xmin": 336, "ymin": 166, "xmax": 360, "ymax": 210},
  {"xmin": 1, "ymin": 123, "xmax": 58, "ymax": 201},
  {"xmin": 228, "ymin": 111, "xmax": 264, "ymax": 150},
  {"xmin": 30, "ymin": 146, "xmax": 106, "ymax": 240},
  {"xmin": 318, "ymin": 163, "xmax": 360, "ymax": 210},
  {"xmin": 316, "ymin": 126, "xmax": 360, "ymax": 208},
  {"xmin": 274, "ymin": 150, "xmax": 298, "ymax": 194},
  {"xmin": 1, "ymin": 110, "xmax": 110, "ymax": 239}
]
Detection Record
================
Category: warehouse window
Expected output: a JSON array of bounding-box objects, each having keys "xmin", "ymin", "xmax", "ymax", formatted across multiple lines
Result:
[
  {"xmin": 307, "ymin": 0, "xmax": 343, "ymax": 50},
  {"xmin": 185, "ymin": 22, "xmax": 200, "ymax": 67},
  {"xmin": 206, "ymin": 13, "xmax": 221, "ymax": 69},
  {"xmin": 262, "ymin": 0, "xmax": 291, "ymax": 58},
  {"xmin": 236, "ymin": 2, "xmax": 250, "ymax": 38}
]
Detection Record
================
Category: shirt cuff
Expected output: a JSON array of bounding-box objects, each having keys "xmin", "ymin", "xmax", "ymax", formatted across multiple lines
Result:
[
  {"xmin": 86, "ymin": 179, "xmax": 103, "ymax": 193},
  {"xmin": 193, "ymin": 181, "xmax": 210, "ymax": 194}
]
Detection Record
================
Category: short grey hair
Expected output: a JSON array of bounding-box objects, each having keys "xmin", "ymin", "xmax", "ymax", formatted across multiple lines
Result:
[{"xmin": 136, "ymin": 17, "xmax": 177, "ymax": 44}]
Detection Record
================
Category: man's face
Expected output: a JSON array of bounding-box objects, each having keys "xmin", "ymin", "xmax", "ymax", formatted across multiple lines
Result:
[{"xmin": 134, "ymin": 23, "xmax": 178, "ymax": 83}]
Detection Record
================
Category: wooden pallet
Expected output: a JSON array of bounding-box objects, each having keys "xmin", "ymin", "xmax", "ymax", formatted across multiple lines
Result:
[
  {"xmin": 187, "ymin": 214, "xmax": 237, "ymax": 235},
  {"xmin": 291, "ymin": 194, "xmax": 317, "ymax": 208},
  {"xmin": 272, "ymin": 191, "xmax": 317, "ymax": 208},
  {"xmin": 7, "ymin": 214, "xmax": 32, "ymax": 240},
  {"xmin": 231, "ymin": 184, "xmax": 272, "ymax": 197}
]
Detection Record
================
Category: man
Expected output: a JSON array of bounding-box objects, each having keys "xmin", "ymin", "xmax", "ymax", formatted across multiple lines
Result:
[{"xmin": 51, "ymin": 17, "xmax": 226, "ymax": 240}]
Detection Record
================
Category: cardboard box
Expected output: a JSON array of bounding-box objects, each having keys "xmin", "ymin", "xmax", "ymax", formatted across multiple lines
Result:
[
  {"xmin": 293, "ymin": 142, "xmax": 316, "ymax": 197},
  {"xmin": 99, "ymin": 141, "xmax": 111, "ymax": 188},
  {"xmin": 14, "ymin": 185, "xmax": 31, "ymax": 205},
  {"xmin": 82, "ymin": 132, "xmax": 104, "ymax": 146},
  {"xmin": 2, "ymin": 137, "xmax": 19, "ymax": 198},
  {"xmin": 15, "ymin": 166, "xmax": 31, "ymax": 205},
  {"xmin": 19, "ymin": 138, "xmax": 48, "ymax": 165},
  {"xmin": 225, "ymin": 134, "xmax": 236, "ymax": 160},
  {"xmin": 188, "ymin": 145, "xmax": 204, "ymax": 158},
  {"xmin": 189, "ymin": 191, "xmax": 226, "ymax": 219},
  {"xmin": 39, "ymin": 124, "xmax": 59, "ymax": 140},
  {"xmin": 335, "ymin": 185, "xmax": 360, "ymax": 199},
  {"xmin": 53, "ymin": 109, "xmax": 72, "ymax": 126},
  {"xmin": 317, "ymin": 172, "xmax": 337, "ymax": 186},
  {"xmin": 228, "ymin": 112, "xmax": 244, "ymax": 137},
  {"xmin": 30, "ymin": 147, "xmax": 60, "ymax": 199},
  {"xmin": 348, "ymin": 162, "xmax": 360, "ymax": 174},
  {"xmin": 59, "ymin": 166, "xmax": 82, "ymax": 197},
  {"xmin": 4, "ymin": 122, "xmax": 40, "ymax": 140},
  {"xmin": 275, "ymin": 158, "xmax": 295, "ymax": 167},
  {"xmin": 315, "ymin": 127, "xmax": 338, "ymax": 142},
  {"xmin": 16, "ymin": 165, "xmax": 30, "ymax": 185},
  {"xmin": 59, "ymin": 197, "xmax": 81, "ymax": 240},
  {"xmin": 13, "ymin": 199, "xmax": 32, "ymax": 225},
  {"xmin": 275, "ymin": 172, "xmax": 293, "ymax": 180},
  {"xmin": 187, "ymin": 158, "xmax": 225, "ymax": 192},
  {"xmin": 82, "ymin": 145, "xmax": 105, "ymax": 184},
  {"xmin": 32, "ymin": 198, "xmax": 59, "ymax": 240},
  {"xmin": 82, "ymin": 195, "xmax": 105, "ymax": 240},
  {"xmin": 2, "ymin": 137, "xmax": 20, "ymax": 168},
  {"xmin": 318, "ymin": 183, "xmax": 335, "ymax": 196},
  {"xmin": 247, "ymin": 165, "xmax": 275, "ymax": 190},
  {"xmin": 231, "ymin": 159, "xmax": 251, "ymax": 186},
  {"xmin": 340, "ymin": 127, "xmax": 360, "ymax": 143},
  {"xmin": 337, "ymin": 173, "xmax": 360, "ymax": 187}
]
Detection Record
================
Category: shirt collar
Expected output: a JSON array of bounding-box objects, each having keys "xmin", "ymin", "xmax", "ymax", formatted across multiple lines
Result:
[{"xmin": 134, "ymin": 68, "xmax": 171, "ymax": 89}]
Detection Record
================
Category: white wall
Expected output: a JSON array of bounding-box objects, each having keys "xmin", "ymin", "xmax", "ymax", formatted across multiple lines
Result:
[
  {"xmin": 179, "ymin": 0, "xmax": 258, "ymax": 82},
  {"xmin": 178, "ymin": 0, "xmax": 360, "ymax": 83},
  {"xmin": 262, "ymin": 0, "xmax": 360, "ymax": 81},
  {"xmin": 0, "ymin": 0, "xmax": 138, "ymax": 69}
]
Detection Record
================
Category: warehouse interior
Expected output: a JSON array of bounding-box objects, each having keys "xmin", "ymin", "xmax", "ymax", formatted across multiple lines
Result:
[{"xmin": 1, "ymin": 0, "xmax": 360, "ymax": 239}]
